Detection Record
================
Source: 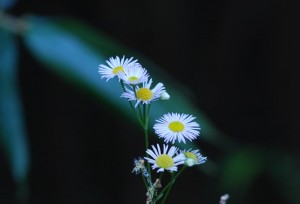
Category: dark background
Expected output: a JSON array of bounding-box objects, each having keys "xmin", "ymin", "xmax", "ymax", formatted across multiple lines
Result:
[{"xmin": 1, "ymin": 0, "xmax": 300, "ymax": 203}]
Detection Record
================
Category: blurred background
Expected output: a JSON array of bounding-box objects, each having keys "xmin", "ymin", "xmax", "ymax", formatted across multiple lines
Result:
[{"xmin": 1, "ymin": 0, "xmax": 300, "ymax": 203}]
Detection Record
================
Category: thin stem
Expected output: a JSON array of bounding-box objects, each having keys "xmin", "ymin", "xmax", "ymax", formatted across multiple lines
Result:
[
  {"xmin": 133, "ymin": 103, "xmax": 143, "ymax": 125},
  {"xmin": 135, "ymin": 96, "xmax": 144, "ymax": 124},
  {"xmin": 144, "ymin": 125, "xmax": 149, "ymax": 150},
  {"xmin": 130, "ymin": 84, "xmax": 144, "ymax": 124},
  {"xmin": 161, "ymin": 173, "xmax": 174, "ymax": 204},
  {"xmin": 143, "ymin": 104, "xmax": 152, "ymax": 183},
  {"xmin": 141, "ymin": 173, "xmax": 149, "ymax": 190},
  {"xmin": 155, "ymin": 166, "xmax": 187, "ymax": 203},
  {"xmin": 120, "ymin": 81, "xmax": 143, "ymax": 126},
  {"xmin": 159, "ymin": 172, "xmax": 164, "ymax": 182},
  {"xmin": 136, "ymin": 104, "xmax": 144, "ymax": 124},
  {"xmin": 130, "ymin": 101, "xmax": 143, "ymax": 126},
  {"xmin": 144, "ymin": 130, "xmax": 152, "ymax": 183},
  {"xmin": 143, "ymin": 104, "xmax": 149, "ymax": 145},
  {"xmin": 121, "ymin": 82, "xmax": 154, "ymax": 200},
  {"xmin": 143, "ymin": 104, "xmax": 147, "ymax": 127},
  {"xmin": 147, "ymin": 104, "xmax": 151, "ymax": 116}
]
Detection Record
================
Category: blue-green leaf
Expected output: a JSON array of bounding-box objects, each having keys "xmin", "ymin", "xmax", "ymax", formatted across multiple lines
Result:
[
  {"xmin": 0, "ymin": 29, "xmax": 29, "ymax": 197},
  {"xmin": 20, "ymin": 16, "xmax": 300, "ymax": 204},
  {"xmin": 0, "ymin": 0, "xmax": 17, "ymax": 9},
  {"xmin": 22, "ymin": 16, "xmax": 229, "ymax": 154}
]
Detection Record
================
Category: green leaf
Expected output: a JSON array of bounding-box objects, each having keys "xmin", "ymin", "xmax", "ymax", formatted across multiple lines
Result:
[
  {"xmin": 20, "ymin": 16, "xmax": 300, "ymax": 204},
  {"xmin": 268, "ymin": 152, "xmax": 300, "ymax": 204},
  {"xmin": 0, "ymin": 29, "xmax": 29, "ymax": 199},
  {"xmin": 22, "ymin": 16, "xmax": 229, "ymax": 152},
  {"xmin": 220, "ymin": 148, "xmax": 264, "ymax": 197}
]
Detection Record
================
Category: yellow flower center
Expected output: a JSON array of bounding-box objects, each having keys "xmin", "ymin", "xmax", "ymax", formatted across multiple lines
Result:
[
  {"xmin": 128, "ymin": 76, "xmax": 139, "ymax": 82},
  {"xmin": 112, "ymin": 66, "xmax": 124, "ymax": 75},
  {"xmin": 169, "ymin": 121, "xmax": 185, "ymax": 132},
  {"xmin": 136, "ymin": 88, "xmax": 153, "ymax": 101},
  {"xmin": 185, "ymin": 152, "xmax": 197, "ymax": 160},
  {"xmin": 156, "ymin": 154, "xmax": 174, "ymax": 169}
]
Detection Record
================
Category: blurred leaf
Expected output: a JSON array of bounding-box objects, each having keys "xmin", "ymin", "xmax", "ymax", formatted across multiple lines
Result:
[
  {"xmin": 0, "ymin": 0, "xmax": 17, "ymax": 9},
  {"xmin": 220, "ymin": 148, "xmax": 300, "ymax": 203},
  {"xmin": 268, "ymin": 152, "xmax": 300, "ymax": 204},
  {"xmin": 22, "ymin": 16, "xmax": 231, "ymax": 153},
  {"xmin": 0, "ymin": 29, "xmax": 29, "ymax": 199},
  {"xmin": 18, "ymin": 15, "xmax": 300, "ymax": 204},
  {"xmin": 221, "ymin": 148, "xmax": 264, "ymax": 194}
]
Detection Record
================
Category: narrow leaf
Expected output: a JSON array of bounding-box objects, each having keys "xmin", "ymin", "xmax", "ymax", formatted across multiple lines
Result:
[
  {"xmin": 0, "ymin": 0, "xmax": 17, "ymax": 9},
  {"xmin": 0, "ymin": 29, "xmax": 29, "ymax": 199},
  {"xmin": 22, "ymin": 16, "xmax": 230, "ymax": 152}
]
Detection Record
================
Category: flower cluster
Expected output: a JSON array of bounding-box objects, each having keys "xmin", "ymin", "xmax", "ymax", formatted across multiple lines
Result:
[{"xmin": 98, "ymin": 56, "xmax": 207, "ymax": 203}]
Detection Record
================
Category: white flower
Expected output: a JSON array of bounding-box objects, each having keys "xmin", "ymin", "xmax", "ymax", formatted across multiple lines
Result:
[
  {"xmin": 119, "ymin": 64, "xmax": 149, "ymax": 85},
  {"xmin": 160, "ymin": 91, "xmax": 170, "ymax": 100},
  {"xmin": 181, "ymin": 149, "xmax": 207, "ymax": 167},
  {"xmin": 121, "ymin": 78, "xmax": 165, "ymax": 107},
  {"xmin": 98, "ymin": 56, "xmax": 139, "ymax": 81},
  {"xmin": 153, "ymin": 113, "xmax": 200, "ymax": 144},
  {"xmin": 144, "ymin": 144, "xmax": 185, "ymax": 173}
]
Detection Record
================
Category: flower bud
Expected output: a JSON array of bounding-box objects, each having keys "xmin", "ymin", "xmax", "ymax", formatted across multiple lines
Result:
[
  {"xmin": 160, "ymin": 91, "xmax": 170, "ymax": 100},
  {"xmin": 185, "ymin": 158, "xmax": 196, "ymax": 167}
]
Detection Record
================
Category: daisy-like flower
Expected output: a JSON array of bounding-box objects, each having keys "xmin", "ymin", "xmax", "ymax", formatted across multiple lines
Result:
[
  {"xmin": 121, "ymin": 78, "xmax": 165, "ymax": 107},
  {"xmin": 98, "ymin": 56, "xmax": 139, "ymax": 81},
  {"xmin": 153, "ymin": 113, "xmax": 200, "ymax": 144},
  {"xmin": 118, "ymin": 64, "xmax": 149, "ymax": 85},
  {"xmin": 181, "ymin": 149, "xmax": 207, "ymax": 167},
  {"xmin": 144, "ymin": 144, "xmax": 185, "ymax": 173}
]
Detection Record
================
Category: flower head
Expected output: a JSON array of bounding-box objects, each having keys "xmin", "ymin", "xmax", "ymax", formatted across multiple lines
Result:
[
  {"xmin": 119, "ymin": 64, "xmax": 149, "ymax": 85},
  {"xmin": 121, "ymin": 78, "xmax": 165, "ymax": 107},
  {"xmin": 144, "ymin": 144, "xmax": 185, "ymax": 172},
  {"xmin": 153, "ymin": 113, "xmax": 200, "ymax": 144},
  {"xmin": 181, "ymin": 149, "xmax": 207, "ymax": 167},
  {"xmin": 98, "ymin": 56, "xmax": 139, "ymax": 81}
]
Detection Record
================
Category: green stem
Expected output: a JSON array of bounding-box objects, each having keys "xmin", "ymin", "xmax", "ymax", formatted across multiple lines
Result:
[
  {"xmin": 143, "ymin": 104, "xmax": 148, "ymax": 141},
  {"xmin": 129, "ymin": 84, "xmax": 144, "ymax": 124},
  {"xmin": 130, "ymin": 101, "xmax": 143, "ymax": 126},
  {"xmin": 159, "ymin": 172, "xmax": 164, "ymax": 182},
  {"xmin": 121, "ymin": 82, "xmax": 154, "ymax": 198},
  {"xmin": 120, "ymin": 81, "xmax": 143, "ymax": 126},
  {"xmin": 143, "ymin": 104, "xmax": 152, "ymax": 183},
  {"xmin": 155, "ymin": 166, "xmax": 187, "ymax": 203},
  {"xmin": 141, "ymin": 173, "xmax": 149, "ymax": 190},
  {"xmin": 133, "ymin": 87, "xmax": 144, "ymax": 124},
  {"xmin": 144, "ymin": 126, "xmax": 149, "ymax": 150},
  {"xmin": 147, "ymin": 103, "xmax": 151, "ymax": 116},
  {"xmin": 161, "ymin": 173, "xmax": 174, "ymax": 204},
  {"xmin": 144, "ymin": 127, "xmax": 152, "ymax": 182}
]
